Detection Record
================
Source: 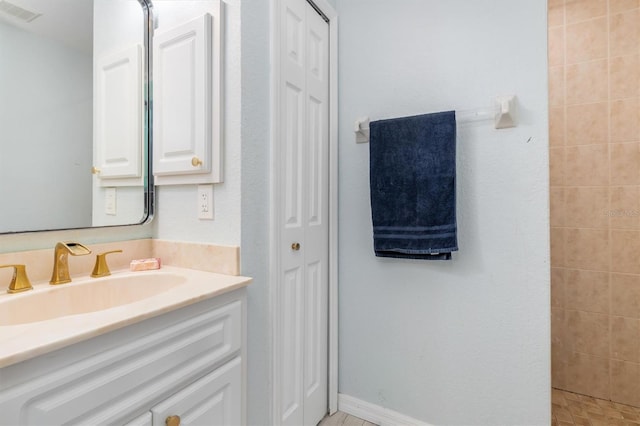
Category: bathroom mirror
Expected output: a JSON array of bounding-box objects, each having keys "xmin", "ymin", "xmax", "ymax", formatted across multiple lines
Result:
[{"xmin": 0, "ymin": 0, "xmax": 153, "ymax": 234}]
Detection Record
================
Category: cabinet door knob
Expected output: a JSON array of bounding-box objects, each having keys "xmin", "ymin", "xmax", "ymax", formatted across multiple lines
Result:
[
  {"xmin": 191, "ymin": 156, "xmax": 203, "ymax": 167},
  {"xmin": 291, "ymin": 242, "xmax": 301, "ymax": 251},
  {"xmin": 166, "ymin": 415, "xmax": 181, "ymax": 426}
]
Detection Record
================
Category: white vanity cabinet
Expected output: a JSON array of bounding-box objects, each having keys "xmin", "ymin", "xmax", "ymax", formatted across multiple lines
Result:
[{"xmin": 0, "ymin": 288, "xmax": 246, "ymax": 426}]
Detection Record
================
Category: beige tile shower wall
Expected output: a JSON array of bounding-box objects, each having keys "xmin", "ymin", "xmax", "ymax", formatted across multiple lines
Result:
[{"xmin": 549, "ymin": 0, "xmax": 640, "ymax": 407}]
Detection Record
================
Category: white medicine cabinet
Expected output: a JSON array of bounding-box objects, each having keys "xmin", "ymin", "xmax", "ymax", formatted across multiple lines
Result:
[{"xmin": 152, "ymin": 3, "xmax": 224, "ymax": 185}]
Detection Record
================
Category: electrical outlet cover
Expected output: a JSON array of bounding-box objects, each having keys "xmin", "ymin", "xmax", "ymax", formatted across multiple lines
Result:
[
  {"xmin": 105, "ymin": 187, "xmax": 117, "ymax": 215},
  {"xmin": 197, "ymin": 184, "xmax": 214, "ymax": 220}
]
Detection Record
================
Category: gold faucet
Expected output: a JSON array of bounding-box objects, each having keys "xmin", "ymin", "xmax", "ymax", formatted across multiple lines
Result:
[
  {"xmin": 0, "ymin": 264, "xmax": 33, "ymax": 293},
  {"xmin": 50, "ymin": 242, "xmax": 92, "ymax": 285}
]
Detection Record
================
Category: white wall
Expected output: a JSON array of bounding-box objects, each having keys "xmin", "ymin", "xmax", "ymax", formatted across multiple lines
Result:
[
  {"xmin": 0, "ymin": 21, "xmax": 92, "ymax": 232},
  {"xmin": 335, "ymin": 0, "xmax": 550, "ymax": 424},
  {"xmin": 152, "ymin": 0, "xmax": 242, "ymax": 247}
]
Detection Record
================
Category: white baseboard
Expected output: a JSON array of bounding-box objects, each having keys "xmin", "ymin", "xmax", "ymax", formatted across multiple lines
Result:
[{"xmin": 338, "ymin": 393, "xmax": 432, "ymax": 426}]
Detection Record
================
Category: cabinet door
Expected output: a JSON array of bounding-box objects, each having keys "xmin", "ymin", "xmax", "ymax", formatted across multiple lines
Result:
[
  {"xmin": 152, "ymin": 3, "xmax": 224, "ymax": 185},
  {"xmin": 95, "ymin": 44, "xmax": 143, "ymax": 184},
  {"xmin": 151, "ymin": 357, "xmax": 241, "ymax": 426},
  {"xmin": 153, "ymin": 14, "xmax": 211, "ymax": 178}
]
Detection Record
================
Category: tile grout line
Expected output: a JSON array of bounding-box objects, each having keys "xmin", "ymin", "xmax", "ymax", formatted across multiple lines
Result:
[
  {"xmin": 561, "ymin": 0, "xmax": 569, "ymax": 394},
  {"xmin": 606, "ymin": 0, "xmax": 613, "ymax": 406}
]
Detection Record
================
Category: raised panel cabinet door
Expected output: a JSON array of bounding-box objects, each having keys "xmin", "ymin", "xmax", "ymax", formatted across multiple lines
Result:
[
  {"xmin": 95, "ymin": 44, "xmax": 143, "ymax": 183},
  {"xmin": 152, "ymin": 4, "xmax": 224, "ymax": 185},
  {"xmin": 152, "ymin": 3, "xmax": 224, "ymax": 186},
  {"xmin": 150, "ymin": 357, "xmax": 242, "ymax": 426},
  {"xmin": 153, "ymin": 14, "xmax": 211, "ymax": 177}
]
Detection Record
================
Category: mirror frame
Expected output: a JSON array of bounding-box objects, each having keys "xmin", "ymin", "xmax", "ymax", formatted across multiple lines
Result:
[
  {"xmin": 1, "ymin": 0, "xmax": 155, "ymax": 235},
  {"xmin": 140, "ymin": 0, "xmax": 155, "ymax": 228}
]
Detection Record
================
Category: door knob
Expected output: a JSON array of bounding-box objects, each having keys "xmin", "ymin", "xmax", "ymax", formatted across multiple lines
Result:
[
  {"xmin": 291, "ymin": 242, "xmax": 301, "ymax": 251},
  {"xmin": 166, "ymin": 415, "xmax": 181, "ymax": 426},
  {"xmin": 191, "ymin": 156, "xmax": 203, "ymax": 167}
]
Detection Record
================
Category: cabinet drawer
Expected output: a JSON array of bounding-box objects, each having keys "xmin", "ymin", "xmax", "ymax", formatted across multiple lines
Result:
[{"xmin": 151, "ymin": 357, "xmax": 241, "ymax": 426}]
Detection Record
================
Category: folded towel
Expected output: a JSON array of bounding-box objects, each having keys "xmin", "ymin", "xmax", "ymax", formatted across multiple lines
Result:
[{"xmin": 369, "ymin": 111, "xmax": 458, "ymax": 260}]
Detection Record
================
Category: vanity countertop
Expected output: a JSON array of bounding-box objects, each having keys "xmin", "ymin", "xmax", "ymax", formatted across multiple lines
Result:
[{"xmin": 0, "ymin": 266, "xmax": 251, "ymax": 369}]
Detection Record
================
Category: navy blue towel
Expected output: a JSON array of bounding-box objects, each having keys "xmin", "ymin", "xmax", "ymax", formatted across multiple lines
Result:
[{"xmin": 369, "ymin": 111, "xmax": 458, "ymax": 260}]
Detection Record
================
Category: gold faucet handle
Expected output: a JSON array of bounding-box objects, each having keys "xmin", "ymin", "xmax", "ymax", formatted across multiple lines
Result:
[
  {"xmin": 0, "ymin": 264, "xmax": 33, "ymax": 294},
  {"xmin": 91, "ymin": 250, "xmax": 123, "ymax": 278}
]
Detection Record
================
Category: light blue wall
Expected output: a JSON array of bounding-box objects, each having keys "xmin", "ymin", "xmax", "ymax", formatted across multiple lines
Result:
[
  {"xmin": 335, "ymin": 0, "xmax": 550, "ymax": 424},
  {"xmin": 0, "ymin": 22, "xmax": 92, "ymax": 232},
  {"xmin": 240, "ymin": 0, "xmax": 271, "ymax": 424},
  {"xmin": 0, "ymin": 5, "xmax": 151, "ymax": 252},
  {"xmin": 153, "ymin": 0, "xmax": 242, "ymax": 246}
]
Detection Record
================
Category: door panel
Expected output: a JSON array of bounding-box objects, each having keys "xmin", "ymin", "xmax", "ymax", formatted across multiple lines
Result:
[
  {"xmin": 302, "ymin": 6, "xmax": 329, "ymax": 426},
  {"xmin": 304, "ymin": 260, "xmax": 321, "ymax": 398},
  {"xmin": 280, "ymin": 267, "xmax": 304, "ymax": 425},
  {"xmin": 307, "ymin": 96, "xmax": 322, "ymax": 226},
  {"xmin": 278, "ymin": 0, "xmax": 329, "ymax": 425},
  {"xmin": 279, "ymin": 3, "xmax": 307, "ymax": 424},
  {"xmin": 284, "ymin": 83, "xmax": 304, "ymax": 228}
]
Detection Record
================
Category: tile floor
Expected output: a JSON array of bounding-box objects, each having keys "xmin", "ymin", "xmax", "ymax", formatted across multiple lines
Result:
[
  {"xmin": 319, "ymin": 389, "xmax": 640, "ymax": 426},
  {"xmin": 553, "ymin": 388, "xmax": 640, "ymax": 426},
  {"xmin": 318, "ymin": 411, "xmax": 376, "ymax": 426}
]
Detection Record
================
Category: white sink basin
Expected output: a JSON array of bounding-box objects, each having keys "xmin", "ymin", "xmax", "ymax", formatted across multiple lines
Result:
[
  {"xmin": 0, "ymin": 271, "xmax": 187, "ymax": 326},
  {"xmin": 0, "ymin": 266, "xmax": 251, "ymax": 369}
]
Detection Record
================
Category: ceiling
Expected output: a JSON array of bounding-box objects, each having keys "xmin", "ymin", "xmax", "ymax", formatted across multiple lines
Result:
[{"xmin": 0, "ymin": 0, "xmax": 93, "ymax": 53}]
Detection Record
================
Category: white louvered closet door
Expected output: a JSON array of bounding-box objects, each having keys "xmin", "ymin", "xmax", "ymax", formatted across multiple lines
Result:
[{"xmin": 277, "ymin": 0, "xmax": 329, "ymax": 425}]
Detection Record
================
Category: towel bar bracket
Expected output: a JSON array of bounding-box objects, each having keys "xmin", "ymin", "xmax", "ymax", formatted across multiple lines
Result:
[{"xmin": 354, "ymin": 117, "xmax": 370, "ymax": 143}]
